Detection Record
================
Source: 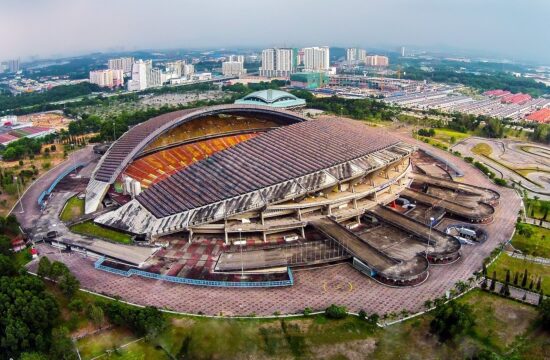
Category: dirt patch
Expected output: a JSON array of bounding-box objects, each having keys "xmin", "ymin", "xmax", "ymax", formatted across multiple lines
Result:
[{"xmin": 311, "ymin": 338, "xmax": 376, "ymax": 360}]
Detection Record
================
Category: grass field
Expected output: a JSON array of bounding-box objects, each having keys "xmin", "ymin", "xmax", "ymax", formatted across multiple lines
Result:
[
  {"xmin": 70, "ymin": 221, "xmax": 132, "ymax": 244},
  {"xmin": 59, "ymin": 196, "xmax": 84, "ymax": 222},
  {"xmin": 471, "ymin": 142, "xmax": 493, "ymax": 156},
  {"xmin": 487, "ymin": 253, "xmax": 549, "ymax": 294},
  {"xmin": 512, "ymin": 224, "xmax": 550, "ymax": 258},
  {"xmin": 433, "ymin": 129, "xmax": 470, "ymax": 145},
  {"xmin": 73, "ymin": 290, "xmax": 546, "ymax": 360}
]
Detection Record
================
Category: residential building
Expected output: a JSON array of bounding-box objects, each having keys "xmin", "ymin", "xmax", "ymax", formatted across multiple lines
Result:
[
  {"xmin": 222, "ymin": 61, "xmax": 246, "ymax": 76},
  {"xmin": 303, "ymin": 46, "xmax": 330, "ymax": 71},
  {"xmin": 108, "ymin": 57, "xmax": 134, "ymax": 75},
  {"xmin": 259, "ymin": 48, "xmax": 295, "ymax": 77},
  {"xmin": 147, "ymin": 67, "xmax": 163, "ymax": 88},
  {"xmin": 228, "ymin": 55, "xmax": 245, "ymax": 63},
  {"xmin": 346, "ymin": 48, "xmax": 366, "ymax": 64},
  {"xmin": 165, "ymin": 60, "xmax": 186, "ymax": 78},
  {"xmin": 127, "ymin": 59, "xmax": 150, "ymax": 91},
  {"xmin": 182, "ymin": 64, "xmax": 195, "ymax": 77},
  {"xmin": 89, "ymin": 69, "xmax": 124, "ymax": 88},
  {"xmin": 365, "ymin": 55, "xmax": 389, "ymax": 67}
]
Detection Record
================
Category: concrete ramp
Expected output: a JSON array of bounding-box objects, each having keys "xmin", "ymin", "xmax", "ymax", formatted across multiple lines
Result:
[
  {"xmin": 310, "ymin": 218, "xmax": 428, "ymax": 283},
  {"xmin": 370, "ymin": 205, "xmax": 461, "ymax": 259},
  {"xmin": 401, "ymin": 188, "xmax": 494, "ymax": 221},
  {"xmin": 411, "ymin": 173, "xmax": 500, "ymax": 204}
]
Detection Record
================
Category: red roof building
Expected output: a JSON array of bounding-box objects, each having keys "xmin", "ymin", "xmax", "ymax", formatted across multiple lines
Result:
[{"xmin": 526, "ymin": 108, "xmax": 550, "ymax": 123}]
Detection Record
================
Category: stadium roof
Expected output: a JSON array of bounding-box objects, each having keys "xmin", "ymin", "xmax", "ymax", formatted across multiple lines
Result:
[
  {"xmin": 234, "ymin": 89, "xmax": 306, "ymax": 108},
  {"xmin": 85, "ymin": 105, "xmax": 308, "ymax": 214},
  {"xmin": 137, "ymin": 118, "xmax": 401, "ymax": 218},
  {"xmin": 95, "ymin": 118, "xmax": 414, "ymax": 235}
]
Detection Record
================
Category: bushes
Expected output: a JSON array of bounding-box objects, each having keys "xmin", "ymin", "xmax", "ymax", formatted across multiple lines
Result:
[
  {"xmin": 98, "ymin": 301, "xmax": 166, "ymax": 338},
  {"xmin": 494, "ymin": 178, "xmax": 507, "ymax": 187},
  {"xmin": 325, "ymin": 304, "xmax": 347, "ymax": 319},
  {"xmin": 429, "ymin": 301, "xmax": 475, "ymax": 342},
  {"xmin": 464, "ymin": 156, "xmax": 474, "ymax": 163},
  {"xmin": 417, "ymin": 128, "xmax": 436, "ymax": 137},
  {"xmin": 474, "ymin": 161, "xmax": 495, "ymax": 179}
]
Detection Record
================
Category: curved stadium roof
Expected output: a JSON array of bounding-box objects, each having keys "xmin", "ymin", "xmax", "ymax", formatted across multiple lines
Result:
[{"xmin": 234, "ymin": 89, "xmax": 306, "ymax": 108}]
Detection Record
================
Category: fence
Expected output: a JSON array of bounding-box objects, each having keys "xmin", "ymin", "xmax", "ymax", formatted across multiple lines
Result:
[
  {"xmin": 38, "ymin": 163, "xmax": 84, "ymax": 206},
  {"xmin": 94, "ymin": 257, "xmax": 294, "ymax": 288}
]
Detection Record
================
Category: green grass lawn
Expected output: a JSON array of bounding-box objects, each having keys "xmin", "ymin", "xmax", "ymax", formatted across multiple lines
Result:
[
  {"xmin": 13, "ymin": 249, "xmax": 32, "ymax": 267},
  {"xmin": 59, "ymin": 196, "xmax": 84, "ymax": 222},
  {"xmin": 433, "ymin": 128, "xmax": 470, "ymax": 145},
  {"xmin": 512, "ymin": 224, "xmax": 550, "ymax": 258},
  {"xmin": 487, "ymin": 253, "xmax": 549, "ymax": 294},
  {"xmin": 74, "ymin": 289, "xmax": 547, "ymax": 360},
  {"xmin": 70, "ymin": 221, "xmax": 132, "ymax": 244}
]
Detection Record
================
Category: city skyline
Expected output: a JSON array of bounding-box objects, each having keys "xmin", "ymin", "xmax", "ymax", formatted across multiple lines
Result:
[{"xmin": 2, "ymin": 0, "xmax": 549, "ymax": 64}]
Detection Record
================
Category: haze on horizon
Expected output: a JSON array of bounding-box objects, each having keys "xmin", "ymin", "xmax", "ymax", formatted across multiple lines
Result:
[{"xmin": 1, "ymin": 0, "xmax": 549, "ymax": 64}]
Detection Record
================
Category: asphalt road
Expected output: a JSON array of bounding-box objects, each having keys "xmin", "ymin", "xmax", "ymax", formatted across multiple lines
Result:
[{"xmin": 13, "ymin": 145, "xmax": 98, "ymax": 230}]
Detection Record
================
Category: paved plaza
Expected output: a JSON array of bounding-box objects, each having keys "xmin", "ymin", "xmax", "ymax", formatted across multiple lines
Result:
[{"xmin": 28, "ymin": 137, "xmax": 522, "ymax": 316}]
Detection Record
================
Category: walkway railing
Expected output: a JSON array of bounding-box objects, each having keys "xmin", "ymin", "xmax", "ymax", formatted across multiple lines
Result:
[
  {"xmin": 38, "ymin": 163, "xmax": 84, "ymax": 206},
  {"xmin": 94, "ymin": 257, "xmax": 294, "ymax": 288}
]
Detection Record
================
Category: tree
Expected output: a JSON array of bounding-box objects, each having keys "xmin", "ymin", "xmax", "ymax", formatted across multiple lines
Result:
[
  {"xmin": 513, "ymin": 271, "xmax": 519, "ymax": 286},
  {"xmin": 424, "ymin": 299, "xmax": 433, "ymax": 310},
  {"xmin": 539, "ymin": 297, "xmax": 550, "ymax": 330},
  {"xmin": 58, "ymin": 272, "xmax": 79, "ymax": 298},
  {"xmin": 49, "ymin": 327, "xmax": 78, "ymax": 360},
  {"xmin": 0, "ymin": 234, "xmax": 12, "ymax": 255},
  {"xmin": 36, "ymin": 256, "xmax": 52, "ymax": 278},
  {"xmin": 0, "ymin": 254, "xmax": 17, "ymax": 276},
  {"xmin": 489, "ymin": 271, "xmax": 497, "ymax": 291},
  {"xmin": 536, "ymin": 277, "xmax": 542, "ymax": 291},
  {"xmin": 522, "ymin": 269, "xmax": 528, "ymax": 288},
  {"xmin": 86, "ymin": 305, "xmax": 104, "ymax": 329},
  {"xmin": 0, "ymin": 275, "xmax": 59, "ymax": 358},
  {"xmin": 430, "ymin": 301, "xmax": 476, "ymax": 342},
  {"xmin": 358, "ymin": 309, "xmax": 367, "ymax": 320},
  {"xmin": 325, "ymin": 304, "xmax": 348, "ymax": 319}
]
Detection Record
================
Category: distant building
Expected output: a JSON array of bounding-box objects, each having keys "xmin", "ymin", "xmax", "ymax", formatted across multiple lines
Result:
[
  {"xmin": 259, "ymin": 48, "xmax": 295, "ymax": 77},
  {"xmin": 108, "ymin": 57, "xmax": 134, "ymax": 75},
  {"xmin": 147, "ymin": 67, "xmax": 163, "ymax": 88},
  {"xmin": 127, "ymin": 59, "xmax": 150, "ymax": 91},
  {"xmin": 525, "ymin": 108, "xmax": 550, "ymax": 124},
  {"xmin": 183, "ymin": 64, "xmax": 194, "ymax": 77},
  {"xmin": 365, "ymin": 55, "xmax": 389, "ymax": 67},
  {"xmin": 346, "ymin": 48, "xmax": 366, "ymax": 64},
  {"xmin": 290, "ymin": 72, "xmax": 329, "ymax": 89},
  {"xmin": 228, "ymin": 55, "xmax": 245, "ymax": 63},
  {"xmin": 222, "ymin": 61, "xmax": 246, "ymax": 76},
  {"xmin": 303, "ymin": 46, "xmax": 330, "ymax": 71},
  {"xmin": 8, "ymin": 59, "xmax": 20, "ymax": 73},
  {"xmin": 401, "ymin": 47, "xmax": 406, "ymax": 57},
  {"xmin": 89, "ymin": 69, "xmax": 124, "ymax": 88},
  {"xmin": 234, "ymin": 89, "xmax": 305, "ymax": 109}
]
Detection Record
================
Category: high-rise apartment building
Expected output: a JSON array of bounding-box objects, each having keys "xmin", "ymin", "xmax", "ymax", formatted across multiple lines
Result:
[
  {"xmin": 147, "ymin": 67, "xmax": 162, "ymax": 88},
  {"xmin": 108, "ymin": 57, "xmax": 134, "ymax": 75},
  {"xmin": 346, "ymin": 48, "xmax": 367, "ymax": 64},
  {"xmin": 89, "ymin": 69, "xmax": 124, "ymax": 88},
  {"xmin": 365, "ymin": 55, "xmax": 389, "ymax": 67},
  {"xmin": 259, "ymin": 48, "xmax": 295, "ymax": 77},
  {"xmin": 127, "ymin": 59, "xmax": 150, "ymax": 91},
  {"xmin": 165, "ymin": 60, "xmax": 186, "ymax": 78},
  {"xmin": 222, "ymin": 61, "xmax": 246, "ymax": 76},
  {"xmin": 303, "ymin": 46, "xmax": 330, "ymax": 71},
  {"xmin": 228, "ymin": 55, "xmax": 245, "ymax": 63},
  {"xmin": 182, "ymin": 64, "xmax": 194, "ymax": 77}
]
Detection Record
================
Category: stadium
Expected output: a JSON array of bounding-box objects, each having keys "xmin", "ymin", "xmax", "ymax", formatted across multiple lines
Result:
[{"xmin": 81, "ymin": 92, "xmax": 498, "ymax": 286}]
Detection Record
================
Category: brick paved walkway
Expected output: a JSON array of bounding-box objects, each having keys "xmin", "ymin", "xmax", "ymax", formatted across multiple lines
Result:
[{"xmin": 29, "ymin": 139, "xmax": 521, "ymax": 316}]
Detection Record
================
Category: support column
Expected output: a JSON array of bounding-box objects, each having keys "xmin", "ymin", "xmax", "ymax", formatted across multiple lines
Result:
[
  {"xmin": 263, "ymin": 232, "xmax": 267, "ymax": 243},
  {"xmin": 297, "ymin": 208, "xmax": 302, "ymax": 221},
  {"xmin": 188, "ymin": 228, "xmax": 193, "ymax": 244},
  {"xmin": 300, "ymin": 227, "xmax": 305, "ymax": 238}
]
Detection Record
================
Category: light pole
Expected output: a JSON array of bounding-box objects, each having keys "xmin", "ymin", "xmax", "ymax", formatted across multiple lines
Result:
[
  {"xmin": 13, "ymin": 176, "xmax": 24, "ymax": 213},
  {"xmin": 238, "ymin": 228, "xmax": 244, "ymax": 278},
  {"xmin": 426, "ymin": 216, "xmax": 434, "ymax": 261}
]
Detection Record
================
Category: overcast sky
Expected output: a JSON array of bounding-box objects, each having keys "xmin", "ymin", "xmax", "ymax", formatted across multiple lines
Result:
[{"xmin": 1, "ymin": 0, "xmax": 549, "ymax": 64}]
